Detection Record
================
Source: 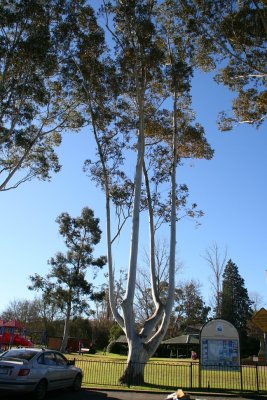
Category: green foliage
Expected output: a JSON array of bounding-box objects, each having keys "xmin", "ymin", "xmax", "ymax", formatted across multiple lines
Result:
[
  {"xmin": 240, "ymin": 335, "xmax": 260, "ymax": 359},
  {"xmin": 107, "ymin": 340, "xmax": 127, "ymax": 356},
  {"xmin": 175, "ymin": 0, "xmax": 267, "ymax": 129},
  {"xmin": 91, "ymin": 322, "xmax": 111, "ymax": 350},
  {"xmin": 68, "ymin": 317, "xmax": 91, "ymax": 340},
  {"xmin": 221, "ymin": 259, "xmax": 253, "ymax": 337},
  {"xmin": 0, "ymin": 0, "xmax": 84, "ymax": 191},
  {"xmin": 173, "ymin": 280, "xmax": 211, "ymax": 330},
  {"xmin": 77, "ymin": 0, "xmax": 214, "ymax": 236},
  {"xmin": 28, "ymin": 207, "xmax": 106, "ymax": 321},
  {"xmin": 109, "ymin": 323, "xmax": 124, "ymax": 342}
]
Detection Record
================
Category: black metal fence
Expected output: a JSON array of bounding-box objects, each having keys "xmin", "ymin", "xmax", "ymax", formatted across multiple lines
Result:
[{"xmin": 74, "ymin": 358, "xmax": 267, "ymax": 393}]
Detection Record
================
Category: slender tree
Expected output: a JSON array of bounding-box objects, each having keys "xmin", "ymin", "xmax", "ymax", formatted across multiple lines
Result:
[
  {"xmin": 203, "ymin": 243, "xmax": 227, "ymax": 318},
  {"xmin": 29, "ymin": 207, "xmax": 106, "ymax": 352}
]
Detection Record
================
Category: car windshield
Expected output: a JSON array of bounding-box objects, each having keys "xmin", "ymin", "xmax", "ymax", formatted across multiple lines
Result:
[{"xmin": 0, "ymin": 350, "xmax": 38, "ymax": 362}]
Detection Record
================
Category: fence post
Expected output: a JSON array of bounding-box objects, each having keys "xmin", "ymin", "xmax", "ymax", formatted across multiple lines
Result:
[
  {"xmin": 127, "ymin": 361, "xmax": 132, "ymax": 388},
  {"xmin": 256, "ymin": 364, "xmax": 259, "ymax": 393},
  {"xmin": 198, "ymin": 363, "xmax": 201, "ymax": 389},
  {"xmin": 240, "ymin": 364, "xmax": 243, "ymax": 392},
  {"xmin": 190, "ymin": 362, "xmax": 192, "ymax": 389}
]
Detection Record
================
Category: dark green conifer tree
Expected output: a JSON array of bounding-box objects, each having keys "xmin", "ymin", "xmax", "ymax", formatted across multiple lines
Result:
[{"xmin": 221, "ymin": 259, "xmax": 253, "ymax": 340}]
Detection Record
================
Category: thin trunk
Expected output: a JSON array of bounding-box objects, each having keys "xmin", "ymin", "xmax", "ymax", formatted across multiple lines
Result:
[
  {"xmin": 60, "ymin": 302, "xmax": 71, "ymax": 353},
  {"xmin": 120, "ymin": 75, "xmax": 179, "ymax": 384},
  {"xmin": 72, "ymin": 54, "xmax": 125, "ymax": 328},
  {"xmin": 142, "ymin": 86, "xmax": 178, "ymax": 358},
  {"xmin": 121, "ymin": 69, "xmax": 145, "ymax": 340},
  {"xmin": 167, "ymin": 84, "xmax": 178, "ymax": 313},
  {"xmin": 90, "ymin": 99, "xmax": 124, "ymax": 327},
  {"xmin": 141, "ymin": 162, "xmax": 164, "ymax": 340},
  {"xmin": 142, "ymin": 161, "xmax": 159, "ymax": 305}
]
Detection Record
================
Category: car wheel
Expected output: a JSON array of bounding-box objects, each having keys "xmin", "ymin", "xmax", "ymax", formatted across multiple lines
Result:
[
  {"xmin": 71, "ymin": 373, "xmax": 82, "ymax": 392},
  {"xmin": 34, "ymin": 379, "xmax": 47, "ymax": 400}
]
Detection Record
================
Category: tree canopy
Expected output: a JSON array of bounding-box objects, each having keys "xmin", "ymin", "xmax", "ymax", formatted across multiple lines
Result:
[
  {"xmin": 176, "ymin": 0, "xmax": 267, "ymax": 130},
  {"xmin": 29, "ymin": 207, "xmax": 106, "ymax": 352},
  {"xmin": 173, "ymin": 280, "xmax": 210, "ymax": 332},
  {"xmin": 0, "ymin": 0, "xmax": 83, "ymax": 191},
  {"xmin": 69, "ymin": 0, "xmax": 213, "ymax": 384},
  {"xmin": 2, "ymin": 0, "xmax": 265, "ymax": 384},
  {"xmin": 221, "ymin": 259, "xmax": 253, "ymax": 336}
]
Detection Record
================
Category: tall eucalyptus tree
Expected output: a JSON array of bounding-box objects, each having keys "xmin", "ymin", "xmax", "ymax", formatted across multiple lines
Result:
[{"xmin": 59, "ymin": 0, "xmax": 213, "ymax": 383}]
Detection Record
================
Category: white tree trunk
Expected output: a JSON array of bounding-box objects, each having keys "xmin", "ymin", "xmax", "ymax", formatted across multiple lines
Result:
[
  {"xmin": 89, "ymin": 7, "xmax": 179, "ymax": 386},
  {"xmin": 60, "ymin": 303, "xmax": 71, "ymax": 352},
  {"xmin": 118, "ymin": 81, "xmax": 179, "ymax": 384},
  {"xmin": 120, "ymin": 334, "xmax": 149, "ymax": 384}
]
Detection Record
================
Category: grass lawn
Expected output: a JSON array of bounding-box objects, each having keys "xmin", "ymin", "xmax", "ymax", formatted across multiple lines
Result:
[{"xmin": 67, "ymin": 351, "xmax": 267, "ymax": 393}]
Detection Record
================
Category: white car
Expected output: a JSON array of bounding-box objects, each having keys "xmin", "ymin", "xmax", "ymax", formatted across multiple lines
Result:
[{"xmin": 0, "ymin": 347, "xmax": 83, "ymax": 400}]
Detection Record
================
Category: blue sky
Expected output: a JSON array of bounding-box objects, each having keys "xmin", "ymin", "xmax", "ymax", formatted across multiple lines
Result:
[{"xmin": 0, "ymin": 69, "xmax": 266, "ymax": 315}]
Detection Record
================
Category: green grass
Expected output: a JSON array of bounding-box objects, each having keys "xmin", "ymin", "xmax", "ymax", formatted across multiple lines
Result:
[{"xmin": 66, "ymin": 352, "xmax": 267, "ymax": 393}]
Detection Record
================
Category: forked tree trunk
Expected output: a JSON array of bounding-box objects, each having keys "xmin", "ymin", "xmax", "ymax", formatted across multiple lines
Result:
[
  {"xmin": 119, "ymin": 336, "xmax": 150, "ymax": 385},
  {"xmin": 91, "ymin": 4, "xmax": 178, "ymax": 387},
  {"xmin": 118, "ymin": 83, "xmax": 179, "ymax": 385}
]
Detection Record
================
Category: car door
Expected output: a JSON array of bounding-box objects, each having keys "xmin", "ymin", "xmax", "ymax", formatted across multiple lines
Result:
[
  {"xmin": 41, "ymin": 351, "xmax": 61, "ymax": 390},
  {"xmin": 53, "ymin": 352, "xmax": 74, "ymax": 389}
]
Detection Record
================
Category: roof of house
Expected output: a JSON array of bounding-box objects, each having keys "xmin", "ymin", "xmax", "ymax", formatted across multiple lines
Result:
[
  {"xmin": 185, "ymin": 324, "xmax": 202, "ymax": 333},
  {"xmin": 161, "ymin": 334, "xmax": 199, "ymax": 345},
  {"xmin": 115, "ymin": 333, "xmax": 199, "ymax": 345},
  {"xmin": 115, "ymin": 335, "xmax": 128, "ymax": 344}
]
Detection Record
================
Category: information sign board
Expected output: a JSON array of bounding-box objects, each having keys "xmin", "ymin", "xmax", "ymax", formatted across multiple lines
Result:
[
  {"xmin": 201, "ymin": 338, "xmax": 239, "ymax": 367},
  {"xmin": 200, "ymin": 319, "xmax": 240, "ymax": 369}
]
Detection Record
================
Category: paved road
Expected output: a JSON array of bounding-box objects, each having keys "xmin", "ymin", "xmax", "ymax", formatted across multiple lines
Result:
[{"xmin": 1, "ymin": 388, "xmax": 267, "ymax": 400}]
